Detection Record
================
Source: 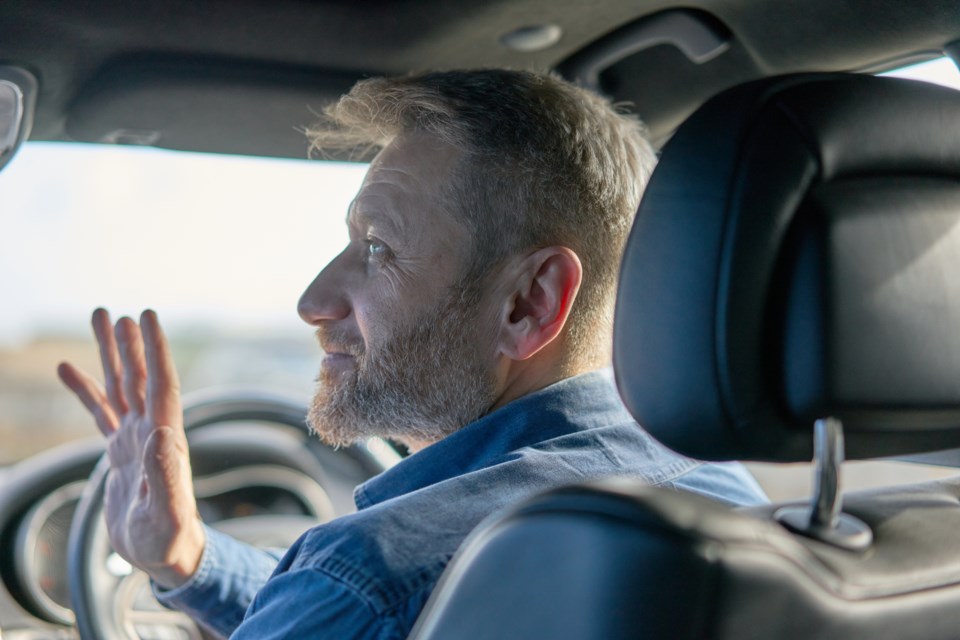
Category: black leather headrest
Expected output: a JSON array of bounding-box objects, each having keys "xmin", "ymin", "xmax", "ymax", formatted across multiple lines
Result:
[{"xmin": 614, "ymin": 73, "xmax": 960, "ymax": 462}]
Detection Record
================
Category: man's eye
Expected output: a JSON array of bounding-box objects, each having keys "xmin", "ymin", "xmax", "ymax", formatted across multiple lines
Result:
[{"xmin": 365, "ymin": 238, "xmax": 390, "ymax": 259}]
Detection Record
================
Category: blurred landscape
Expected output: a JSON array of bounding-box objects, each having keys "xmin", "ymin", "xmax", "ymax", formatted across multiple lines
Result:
[{"xmin": 0, "ymin": 330, "xmax": 320, "ymax": 465}]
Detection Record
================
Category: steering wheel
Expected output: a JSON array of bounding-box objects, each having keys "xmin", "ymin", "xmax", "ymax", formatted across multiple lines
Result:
[{"xmin": 67, "ymin": 389, "xmax": 396, "ymax": 640}]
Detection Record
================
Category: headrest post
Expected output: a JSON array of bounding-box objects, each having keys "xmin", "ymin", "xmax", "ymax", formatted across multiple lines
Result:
[
  {"xmin": 775, "ymin": 418, "xmax": 874, "ymax": 551},
  {"xmin": 810, "ymin": 417, "xmax": 842, "ymax": 530}
]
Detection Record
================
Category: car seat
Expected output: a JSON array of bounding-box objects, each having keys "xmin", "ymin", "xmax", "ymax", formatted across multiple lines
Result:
[{"xmin": 407, "ymin": 73, "xmax": 960, "ymax": 640}]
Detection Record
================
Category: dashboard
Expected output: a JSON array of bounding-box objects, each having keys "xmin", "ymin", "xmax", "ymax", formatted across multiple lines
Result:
[{"xmin": 0, "ymin": 418, "xmax": 393, "ymax": 639}]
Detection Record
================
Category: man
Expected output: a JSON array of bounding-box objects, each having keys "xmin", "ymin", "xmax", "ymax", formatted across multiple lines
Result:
[{"xmin": 59, "ymin": 69, "xmax": 766, "ymax": 639}]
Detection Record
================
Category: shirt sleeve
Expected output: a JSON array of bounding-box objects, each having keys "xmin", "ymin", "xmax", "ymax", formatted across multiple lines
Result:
[{"xmin": 152, "ymin": 525, "xmax": 285, "ymax": 639}]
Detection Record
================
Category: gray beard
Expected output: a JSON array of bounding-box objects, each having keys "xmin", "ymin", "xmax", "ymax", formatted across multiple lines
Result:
[{"xmin": 307, "ymin": 285, "xmax": 498, "ymax": 448}]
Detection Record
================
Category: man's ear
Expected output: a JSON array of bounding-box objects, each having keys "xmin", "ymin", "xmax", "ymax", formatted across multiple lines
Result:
[{"xmin": 497, "ymin": 246, "xmax": 582, "ymax": 361}]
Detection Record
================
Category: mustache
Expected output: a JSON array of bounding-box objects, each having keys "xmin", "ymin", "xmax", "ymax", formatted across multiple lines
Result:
[{"xmin": 314, "ymin": 327, "xmax": 365, "ymax": 357}]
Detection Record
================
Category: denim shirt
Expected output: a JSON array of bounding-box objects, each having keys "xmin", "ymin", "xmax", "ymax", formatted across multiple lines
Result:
[{"xmin": 156, "ymin": 371, "xmax": 767, "ymax": 639}]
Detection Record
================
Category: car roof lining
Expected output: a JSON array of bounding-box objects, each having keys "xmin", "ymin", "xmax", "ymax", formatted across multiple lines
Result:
[{"xmin": 3, "ymin": 0, "xmax": 960, "ymax": 158}]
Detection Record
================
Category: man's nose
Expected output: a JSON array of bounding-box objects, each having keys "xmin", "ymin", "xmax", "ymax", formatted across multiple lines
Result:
[{"xmin": 297, "ymin": 249, "xmax": 352, "ymax": 325}]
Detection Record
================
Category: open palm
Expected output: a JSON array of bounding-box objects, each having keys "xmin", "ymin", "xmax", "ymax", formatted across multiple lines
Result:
[{"xmin": 59, "ymin": 309, "xmax": 205, "ymax": 589}]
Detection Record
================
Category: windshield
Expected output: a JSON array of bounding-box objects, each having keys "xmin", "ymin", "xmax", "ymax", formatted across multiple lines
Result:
[{"xmin": 0, "ymin": 142, "xmax": 367, "ymax": 463}]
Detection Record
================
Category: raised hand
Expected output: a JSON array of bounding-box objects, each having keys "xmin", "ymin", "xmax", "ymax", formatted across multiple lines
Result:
[{"xmin": 58, "ymin": 309, "xmax": 205, "ymax": 589}]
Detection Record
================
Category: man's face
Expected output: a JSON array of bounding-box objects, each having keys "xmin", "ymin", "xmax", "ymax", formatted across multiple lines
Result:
[{"xmin": 298, "ymin": 133, "xmax": 499, "ymax": 448}]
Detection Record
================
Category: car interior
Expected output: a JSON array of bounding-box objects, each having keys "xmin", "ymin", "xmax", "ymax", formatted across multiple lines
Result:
[
  {"xmin": 2, "ymin": 1, "xmax": 960, "ymax": 639},
  {"xmin": 409, "ymin": 71, "xmax": 960, "ymax": 640}
]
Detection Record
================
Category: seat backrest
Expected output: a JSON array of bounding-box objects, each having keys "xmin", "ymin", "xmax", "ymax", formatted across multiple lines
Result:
[
  {"xmin": 408, "ymin": 73, "xmax": 960, "ymax": 640},
  {"xmin": 412, "ymin": 476, "xmax": 960, "ymax": 640}
]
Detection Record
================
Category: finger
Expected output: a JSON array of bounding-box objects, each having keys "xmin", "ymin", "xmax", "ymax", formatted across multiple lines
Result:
[
  {"xmin": 141, "ymin": 310, "xmax": 183, "ymax": 431},
  {"xmin": 57, "ymin": 362, "xmax": 121, "ymax": 435},
  {"xmin": 92, "ymin": 308, "xmax": 129, "ymax": 416},
  {"xmin": 115, "ymin": 317, "xmax": 148, "ymax": 415}
]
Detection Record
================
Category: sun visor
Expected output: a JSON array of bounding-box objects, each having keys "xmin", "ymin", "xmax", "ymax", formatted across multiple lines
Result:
[
  {"xmin": 0, "ymin": 66, "xmax": 37, "ymax": 172},
  {"xmin": 66, "ymin": 57, "xmax": 365, "ymax": 160}
]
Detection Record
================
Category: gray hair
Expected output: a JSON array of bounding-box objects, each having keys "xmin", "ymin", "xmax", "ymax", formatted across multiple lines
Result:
[{"xmin": 306, "ymin": 69, "xmax": 657, "ymax": 368}]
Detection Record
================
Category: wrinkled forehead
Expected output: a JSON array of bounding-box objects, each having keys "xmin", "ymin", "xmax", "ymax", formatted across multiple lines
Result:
[
  {"xmin": 351, "ymin": 131, "xmax": 470, "ymax": 251},
  {"xmin": 366, "ymin": 131, "xmax": 463, "ymax": 186}
]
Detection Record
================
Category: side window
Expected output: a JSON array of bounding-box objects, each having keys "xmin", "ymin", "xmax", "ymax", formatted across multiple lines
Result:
[{"xmin": 879, "ymin": 56, "xmax": 960, "ymax": 89}]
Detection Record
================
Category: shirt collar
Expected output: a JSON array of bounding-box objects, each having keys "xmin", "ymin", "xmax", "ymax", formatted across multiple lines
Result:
[{"xmin": 354, "ymin": 369, "xmax": 630, "ymax": 510}]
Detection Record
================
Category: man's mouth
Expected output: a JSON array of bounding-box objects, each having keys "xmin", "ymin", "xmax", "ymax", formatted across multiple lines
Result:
[
  {"xmin": 318, "ymin": 351, "xmax": 359, "ymax": 381},
  {"xmin": 315, "ymin": 327, "xmax": 364, "ymax": 355},
  {"xmin": 320, "ymin": 342, "xmax": 363, "ymax": 356},
  {"xmin": 318, "ymin": 339, "xmax": 364, "ymax": 372}
]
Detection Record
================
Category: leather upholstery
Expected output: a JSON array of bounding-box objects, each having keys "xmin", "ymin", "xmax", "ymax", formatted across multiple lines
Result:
[
  {"xmin": 412, "ymin": 477, "xmax": 960, "ymax": 640},
  {"xmin": 614, "ymin": 74, "xmax": 960, "ymax": 462}
]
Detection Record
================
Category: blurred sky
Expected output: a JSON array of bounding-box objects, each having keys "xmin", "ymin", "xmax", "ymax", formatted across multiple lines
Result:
[
  {"xmin": 0, "ymin": 57, "xmax": 958, "ymax": 347},
  {"xmin": 0, "ymin": 143, "xmax": 367, "ymax": 346}
]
